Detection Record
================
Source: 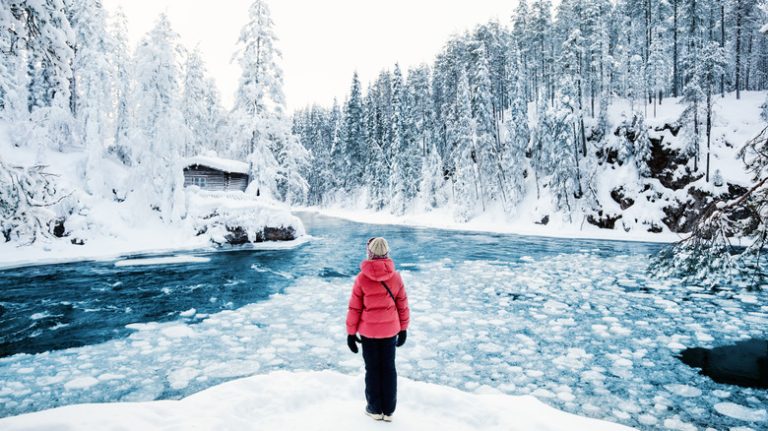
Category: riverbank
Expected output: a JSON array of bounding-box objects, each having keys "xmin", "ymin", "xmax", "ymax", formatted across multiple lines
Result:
[
  {"xmin": 298, "ymin": 206, "xmax": 685, "ymax": 244},
  {"xmin": 0, "ymin": 370, "xmax": 635, "ymax": 431}
]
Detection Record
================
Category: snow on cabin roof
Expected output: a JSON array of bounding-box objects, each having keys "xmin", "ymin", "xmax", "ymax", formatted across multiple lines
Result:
[{"xmin": 185, "ymin": 156, "xmax": 249, "ymax": 175}]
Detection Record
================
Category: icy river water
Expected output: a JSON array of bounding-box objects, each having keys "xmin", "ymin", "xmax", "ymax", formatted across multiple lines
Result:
[{"xmin": 1, "ymin": 213, "xmax": 767, "ymax": 429}]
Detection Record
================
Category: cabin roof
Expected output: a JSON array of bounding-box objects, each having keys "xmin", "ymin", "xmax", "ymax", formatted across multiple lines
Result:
[{"xmin": 184, "ymin": 156, "xmax": 249, "ymax": 175}]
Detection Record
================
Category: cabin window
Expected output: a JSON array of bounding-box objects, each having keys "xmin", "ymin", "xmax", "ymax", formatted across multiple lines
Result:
[{"xmin": 192, "ymin": 177, "xmax": 207, "ymax": 188}]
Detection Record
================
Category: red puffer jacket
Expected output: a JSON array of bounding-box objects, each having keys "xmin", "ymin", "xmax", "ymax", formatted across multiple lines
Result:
[{"xmin": 346, "ymin": 258, "xmax": 410, "ymax": 338}]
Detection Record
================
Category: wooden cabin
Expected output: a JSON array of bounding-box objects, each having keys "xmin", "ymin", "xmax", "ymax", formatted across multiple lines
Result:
[{"xmin": 183, "ymin": 156, "xmax": 250, "ymax": 192}]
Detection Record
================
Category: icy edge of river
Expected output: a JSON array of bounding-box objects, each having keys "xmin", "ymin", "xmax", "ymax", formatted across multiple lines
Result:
[
  {"xmin": 0, "ymin": 235, "xmax": 314, "ymax": 271},
  {"xmin": 296, "ymin": 207, "xmax": 688, "ymax": 245}
]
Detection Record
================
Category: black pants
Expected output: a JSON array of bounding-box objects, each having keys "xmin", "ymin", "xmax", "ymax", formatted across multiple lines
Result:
[{"xmin": 361, "ymin": 335, "xmax": 397, "ymax": 415}]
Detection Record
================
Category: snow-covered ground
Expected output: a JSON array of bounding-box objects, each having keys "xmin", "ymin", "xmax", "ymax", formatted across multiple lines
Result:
[
  {"xmin": 0, "ymin": 370, "xmax": 635, "ymax": 431},
  {"xmin": 297, "ymin": 205, "xmax": 684, "ymax": 244}
]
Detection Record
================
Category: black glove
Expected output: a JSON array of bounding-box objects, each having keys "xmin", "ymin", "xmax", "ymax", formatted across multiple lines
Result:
[
  {"xmin": 396, "ymin": 330, "xmax": 407, "ymax": 347},
  {"xmin": 347, "ymin": 334, "xmax": 361, "ymax": 353}
]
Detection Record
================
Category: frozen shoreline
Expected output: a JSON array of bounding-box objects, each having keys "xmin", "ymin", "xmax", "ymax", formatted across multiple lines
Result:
[
  {"xmin": 0, "ymin": 236, "xmax": 313, "ymax": 271},
  {"xmin": 0, "ymin": 370, "xmax": 635, "ymax": 431},
  {"xmin": 0, "ymin": 205, "xmax": 682, "ymax": 271},
  {"xmin": 297, "ymin": 206, "xmax": 686, "ymax": 245}
]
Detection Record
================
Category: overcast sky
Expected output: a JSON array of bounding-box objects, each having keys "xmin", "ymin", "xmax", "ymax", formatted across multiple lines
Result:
[{"xmin": 102, "ymin": 0, "xmax": 522, "ymax": 112}]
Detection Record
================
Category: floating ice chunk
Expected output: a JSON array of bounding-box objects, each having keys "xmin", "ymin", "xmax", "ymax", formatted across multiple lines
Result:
[
  {"xmin": 97, "ymin": 373, "xmax": 124, "ymax": 381},
  {"xmin": 714, "ymin": 402, "xmax": 768, "ymax": 422},
  {"xmin": 168, "ymin": 367, "xmax": 200, "ymax": 390},
  {"xmin": 477, "ymin": 343, "xmax": 504, "ymax": 353},
  {"xmin": 114, "ymin": 255, "xmax": 210, "ymax": 267},
  {"xmin": 667, "ymin": 341, "xmax": 686, "ymax": 351},
  {"xmin": 557, "ymin": 390, "xmax": 575, "ymax": 402},
  {"xmin": 37, "ymin": 374, "xmax": 66, "ymax": 386},
  {"xmin": 638, "ymin": 414, "xmax": 658, "ymax": 425},
  {"xmin": 30, "ymin": 312, "xmax": 52, "ymax": 320},
  {"xmin": 179, "ymin": 308, "xmax": 197, "ymax": 317},
  {"xmin": 64, "ymin": 376, "xmax": 99, "ymax": 390},
  {"xmin": 613, "ymin": 410, "xmax": 631, "ymax": 420},
  {"xmin": 418, "ymin": 359, "xmax": 438, "ymax": 369},
  {"xmin": 734, "ymin": 294, "xmax": 759, "ymax": 304},
  {"xmin": 663, "ymin": 416, "xmax": 697, "ymax": 431},
  {"xmin": 609, "ymin": 325, "xmax": 631, "ymax": 336},
  {"xmin": 664, "ymin": 384, "xmax": 702, "ymax": 398},
  {"xmin": 613, "ymin": 358, "xmax": 633, "ymax": 368},
  {"xmin": 160, "ymin": 325, "xmax": 196, "ymax": 338},
  {"xmin": 531, "ymin": 388, "xmax": 555, "ymax": 398},
  {"xmin": 543, "ymin": 300, "xmax": 568, "ymax": 312}
]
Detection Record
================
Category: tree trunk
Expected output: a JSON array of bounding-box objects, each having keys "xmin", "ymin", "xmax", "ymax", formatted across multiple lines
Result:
[
  {"xmin": 706, "ymin": 80, "xmax": 712, "ymax": 182},
  {"xmin": 735, "ymin": 11, "xmax": 742, "ymax": 100},
  {"xmin": 745, "ymin": 34, "xmax": 753, "ymax": 91},
  {"xmin": 720, "ymin": 4, "xmax": 725, "ymax": 97},
  {"xmin": 672, "ymin": 0, "xmax": 679, "ymax": 97}
]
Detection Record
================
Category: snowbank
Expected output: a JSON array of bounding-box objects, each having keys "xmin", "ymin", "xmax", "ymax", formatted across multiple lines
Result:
[
  {"xmin": 0, "ymin": 188, "xmax": 307, "ymax": 269},
  {"xmin": 0, "ymin": 370, "xmax": 634, "ymax": 431},
  {"xmin": 298, "ymin": 206, "xmax": 683, "ymax": 244}
]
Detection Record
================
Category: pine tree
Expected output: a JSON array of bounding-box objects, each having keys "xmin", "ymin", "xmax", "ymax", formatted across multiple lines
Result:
[
  {"xmin": 700, "ymin": 40, "xmax": 727, "ymax": 182},
  {"xmin": 109, "ymin": 6, "xmax": 132, "ymax": 165},
  {"xmin": 647, "ymin": 29, "xmax": 671, "ymax": 117},
  {"xmin": 70, "ymin": 0, "xmax": 114, "ymax": 195},
  {"xmin": 0, "ymin": 5, "xmax": 28, "ymax": 123},
  {"xmin": 632, "ymin": 112, "xmax": 652, "ymax": 177},
  {"xmin": 230, "ymin": 0, "xmax": 307, "ymax": 200},
  {"xmin": 452, "ymin": 70, "xmax": 480, "ymax": 221},
  {"xmin": 469, "ymin": 43, "xmax": 497, "ymax": 210},
  {"xmin": 504, "ymin": 50, "xmax": 530, "ymax": 209},
  {"xmin": 130, "ymin": 13, "xmax": 189, "ymax": 222},
  {"xmin": 17, "ymin": 0, "xmax": 77, "ymax": 152},
  {"xmin": 341, "ymin": 72, "xmax": 366, "ymax": 192},
  {"xmin": 181, "ymin": 47, "xmax": 222, "ymax": 157}
]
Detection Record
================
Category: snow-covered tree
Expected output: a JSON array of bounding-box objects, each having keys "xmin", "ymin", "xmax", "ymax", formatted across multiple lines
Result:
[
  {"xmin": 647, "ymin": 31, "xmax": 671, "ymax": 117},
  {"xmin": 390, "ymin": 64, "xmax": 422, "ymax": 214},
  {"xmin": 230, "ymin": 0, "xmax": 308, "ymax": 200},
  {"xmin": 632, "ymin": 112, "xmax": 652, "ymax": 177},
  {"xmin": 0, "ymin": 5, "xmax": 28, "ymax": 122},
  {"xmin": 181, "ymin": 47, "xmax": 222, "ymax": 157},
  {"xmin": 0, "ymin": 157, "xmax": 69, "ymax": 244},
  {"xmin": 69, "ymin": 0, "xmax": 114, "ymax": 195},
  {"xmin": 469, "ymin": 43, "xmax": 497, "ymax": 210},
  {"xmin": 11, "ymin": 0, "xmax": 77, "ymax": 152},
  {"xmin": 109, "ymin": 6, "xmax": 132, "ymax": 165},
  {"xmin": 341, "ymin": 72, "xmax": 366, "ymax": 192},
  {"xmin": 130, "ymin": 13, "xmax": 188, "ymax": 222},
  {"xmin": 503, "ymin": 51, "xmax": 530, "ymax": 209},
  {"xmin": 452, "ymin": 70, "xmax": 480, "ymax": 221}
]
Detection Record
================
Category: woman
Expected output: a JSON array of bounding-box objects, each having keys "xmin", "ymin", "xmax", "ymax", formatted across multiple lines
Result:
[{"xmin": 346, "ymin": 237, "xmax": 410, "ymax": 422}]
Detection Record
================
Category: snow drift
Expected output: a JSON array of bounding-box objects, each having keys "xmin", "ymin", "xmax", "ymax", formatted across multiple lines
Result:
[{"xmin": 0, "ymin": 370, "xmax": 634, "ymax": 431}]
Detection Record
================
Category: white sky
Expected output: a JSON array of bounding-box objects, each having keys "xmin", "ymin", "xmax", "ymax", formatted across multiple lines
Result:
[{"xmin": 102, "ymin": 0, "xmax": 522, "ymax": 112}]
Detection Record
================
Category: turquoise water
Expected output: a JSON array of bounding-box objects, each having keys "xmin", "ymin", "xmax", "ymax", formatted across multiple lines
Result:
[{"xmin": 1, "ymin": 213, "xmax": 766, "ymax": 429}]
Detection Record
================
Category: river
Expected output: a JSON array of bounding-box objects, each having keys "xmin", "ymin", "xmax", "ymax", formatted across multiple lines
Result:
[{"xmin": 0, "ymin": 213, "xmax": 766, "ymax": 429}]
